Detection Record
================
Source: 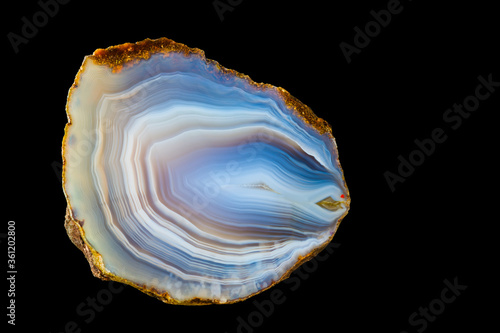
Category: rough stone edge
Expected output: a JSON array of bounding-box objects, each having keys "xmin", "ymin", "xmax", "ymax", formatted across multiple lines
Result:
[
  {"xmin": 64, "ymin": 207, "xmax": 109, "ymax": 281},
  {"xmin": 62, "ymin": 37, "xmax": 351, "ymax": 305}
]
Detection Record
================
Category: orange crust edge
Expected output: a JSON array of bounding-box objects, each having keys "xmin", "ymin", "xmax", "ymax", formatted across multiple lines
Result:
[{"xmin": 62, "ymin": 37, "xmax": 351, "ymax": 305}]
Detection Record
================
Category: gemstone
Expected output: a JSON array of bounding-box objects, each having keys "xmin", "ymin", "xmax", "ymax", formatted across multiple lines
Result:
[{"xmin": 62, "ymin": 38, "xmax": 350, "ymax": 305}]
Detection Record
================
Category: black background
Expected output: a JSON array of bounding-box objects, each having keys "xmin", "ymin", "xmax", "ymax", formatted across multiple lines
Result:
[{"xmin": 4, "ymin": 0, "xmax": 498, "ymax": 332}]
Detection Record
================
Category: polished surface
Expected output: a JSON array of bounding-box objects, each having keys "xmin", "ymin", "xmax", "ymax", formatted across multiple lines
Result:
[{"xmin": 63, "ymin": 38, "xmax": 350, "ymax": 304}]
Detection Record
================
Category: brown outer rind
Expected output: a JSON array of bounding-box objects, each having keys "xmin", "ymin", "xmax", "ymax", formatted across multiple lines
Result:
[
  {"xmin": 63, "ymin": 37, "xmax": 351, "ymax": 305},
  {"xmin": 89, "ymin": 37, "xmax": 333, "ymax": 135}
]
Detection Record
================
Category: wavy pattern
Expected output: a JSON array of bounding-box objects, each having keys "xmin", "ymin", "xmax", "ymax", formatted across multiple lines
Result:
[{"xmin": 63, "ymin": 39, "xmax": 350, "ymax": 304}]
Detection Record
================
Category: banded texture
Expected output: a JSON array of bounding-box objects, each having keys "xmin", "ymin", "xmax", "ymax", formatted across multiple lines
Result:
[{"xmin": 63, "ymin": 38, "xmax": 350, "ymax": 304}]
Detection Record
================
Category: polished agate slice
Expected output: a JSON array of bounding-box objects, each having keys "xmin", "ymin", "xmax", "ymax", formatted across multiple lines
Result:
[{"xmin": 62, "ymin": 38, "xmax": 350, "ymax": 305}]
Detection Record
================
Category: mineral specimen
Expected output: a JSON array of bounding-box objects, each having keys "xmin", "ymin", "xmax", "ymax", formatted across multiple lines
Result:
[{"xmin": 62, "ymin": 38, "xmax": 350, "ymax": 305}]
